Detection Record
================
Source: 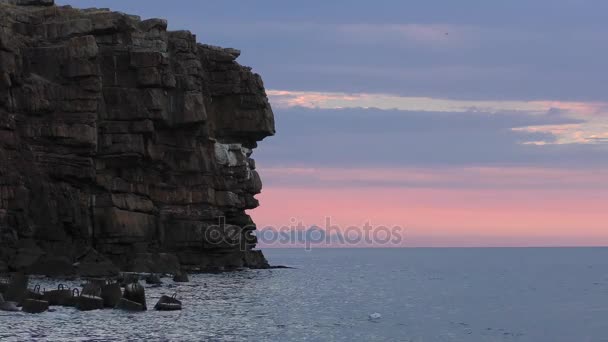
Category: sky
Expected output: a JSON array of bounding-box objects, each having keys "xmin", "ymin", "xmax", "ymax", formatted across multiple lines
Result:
[{"xmin": 60, "ymin": 0, "xmax": 608, "ymax": 246}]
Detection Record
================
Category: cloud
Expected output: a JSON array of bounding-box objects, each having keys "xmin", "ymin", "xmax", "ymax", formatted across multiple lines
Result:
[
  {"xmin": 253, "ymin": 106, "xmax": 608, "ymax": 169},
  {"xmin": 266, "ymin": 91, "xmax": 608, "ymax": 145}
]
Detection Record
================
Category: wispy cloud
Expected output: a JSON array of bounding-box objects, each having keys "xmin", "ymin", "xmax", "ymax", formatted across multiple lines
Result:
[{"xmin": 267, "ymin": 90, "xmax": 608, "ymax": 144}]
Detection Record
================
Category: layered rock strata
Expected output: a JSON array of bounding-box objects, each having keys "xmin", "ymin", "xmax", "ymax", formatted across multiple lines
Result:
[{"xmin": 0, "ymin": 0, "xmax": 275, "ymax": 274}]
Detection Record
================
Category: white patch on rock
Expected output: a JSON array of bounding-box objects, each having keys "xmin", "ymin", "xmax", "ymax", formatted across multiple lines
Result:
[{"xmin": 214, "ymin": 142, "xmax": 251, "ymax": 168}]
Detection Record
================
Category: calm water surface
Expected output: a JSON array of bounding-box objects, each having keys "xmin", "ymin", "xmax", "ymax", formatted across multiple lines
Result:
[{"xmin": 1, "ymin": 248, "xmax": 608, "ymax": 341}]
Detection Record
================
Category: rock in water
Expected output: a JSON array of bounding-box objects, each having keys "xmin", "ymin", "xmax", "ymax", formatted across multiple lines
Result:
[
  {"xmin": 123, "ymin": 283, "xmax": 147, "ymax": 310},
  {"xmin": 22, "ymin": 299, "xmax": 49, "ymax": 314},
  {"xmin": 42, "ymin": 289, "xmax": 72, "ymax": 306},
  {"xmin": 82, "ymin": 281, "xmax": 103, "ymax": 297},
  {"xmin": 173, "ymin": 273, "xmax": 189, "ymax": 283},
  {"xmin": 76, "ymin": 295, "xmax": 104, "ymax": 311},
  {"xmin": 145, "ymin": 274, "xmax": 162, "ymax": 285},
  {"xmin": 115, "ymin": 298, "xmax": 144, "ymax": 312},
  {"xmin": 368, "ymin": 313, "xmax": 382, "ymax": 321},
  {"xmin": 101, "ymin": 283, "xmax": 122, "ymax": 308},
  {"xmin": 154, "ymin": 295, "xmax": 182, "ymax": 311},
  {"xmin": 0, "ymin": 0, "xmax": 274, "ymax": 275}
]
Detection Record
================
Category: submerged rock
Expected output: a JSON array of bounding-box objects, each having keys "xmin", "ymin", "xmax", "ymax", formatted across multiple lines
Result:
[
  {"xmin": 22, "ymin": 299, "xmax": 49, "ymax": 314},
  {"xmin": 115, "ymin": 298, "xmax": 144, "ymax": 312},
  {"xmin": 76, "ymin": 295, "xmax": 104, "ymax": 311},
  {"xmin": 368, "ymin": 313, "xmax": 382, "ymax": 321},
  {"xmin": 154, "ymin": 295, "xmax": 182, "ymax": 311}
]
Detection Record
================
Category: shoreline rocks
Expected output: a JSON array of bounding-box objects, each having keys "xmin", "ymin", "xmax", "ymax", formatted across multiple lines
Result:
[
  {"xmin": 154, "ymin": 295, "xmax": 182, "ymax": 311},
  {"xmin": 76, "ymin": 295, "xmax": 104, "ymax": 311},
  {"xmin": 123, "ymin": 283, "xmax": 146, "ymax": 310},
  {"xmin": 22, "ymin": 299, "xmax": 49, "ymax": 313}
]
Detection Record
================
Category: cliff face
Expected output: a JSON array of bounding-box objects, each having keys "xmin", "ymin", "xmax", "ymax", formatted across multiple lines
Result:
[{"xmin": 0, "ymin": 0, "xmax": 275, "ymax": 275}]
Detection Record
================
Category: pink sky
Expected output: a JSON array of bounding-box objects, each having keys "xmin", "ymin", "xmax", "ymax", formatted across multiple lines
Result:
[{"xmin": 249, "ymin": 167, "xmax": 608, "ymax": 247}]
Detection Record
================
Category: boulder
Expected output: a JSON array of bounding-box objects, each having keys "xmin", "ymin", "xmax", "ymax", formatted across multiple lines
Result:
[
  {"xmin": 154, "ymin": 295, "xmax": 182, "ymax": 311},
  {"xmin": 42, "ymin": 286, "xmax": 73, "ymax": 306},
  {"xmin": 81, "ymin": 281, "xmax": 102, "ymax": 297},
  {"xmin": 75, "ymin": 295, "xmax": 104, "ymax": 311},
  {"xmin": 145, "ymin": 274, "xmax": 161, "ymax": 285},
  {"xmin": 115, "ymin": 297, "xmax": 144, "ymax": 311},
  {"xmin": 100, "ymin": 282, "xmax": 122, "ymax": 308},
  {"xmin": 123, "ymin": 282, "xmax": 146, "ymax": 310},
  {"xmin": 22, "ymin": 299, "xmax": 49, "ymax": 314},
  {"xmin": 25, "ymin": 289, "xmax": 43, "ymax": 301},
  {"xmin": 173, "ymin": 272, "xmax": 189, "ymax": 283},
  {"xmin": 74, "ymin": 249, "xmax": 119, "ymax": 278},
  {"xmin": 119, "ymin": 273, "xmax": 140, "ymax": 287},
  {"xmin": 4, "ymin": 273, "xmax": 28, "ymax": 303}
]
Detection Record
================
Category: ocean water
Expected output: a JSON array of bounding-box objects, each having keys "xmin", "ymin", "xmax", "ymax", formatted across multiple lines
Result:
[{"xmin": 1, "ymin": 248, "xmax": 608, "ymax": 341}]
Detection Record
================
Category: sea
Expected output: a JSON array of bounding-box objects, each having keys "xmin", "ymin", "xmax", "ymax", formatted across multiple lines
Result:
[{"xmin": 1, "ymin": 248, "xmax": 608, "ymax": 341}]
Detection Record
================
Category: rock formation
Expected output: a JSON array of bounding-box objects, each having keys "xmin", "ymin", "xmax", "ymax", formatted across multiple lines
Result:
[{"xmin": 0, "ymin": 0, "xmax": 275, "ymax": 275}]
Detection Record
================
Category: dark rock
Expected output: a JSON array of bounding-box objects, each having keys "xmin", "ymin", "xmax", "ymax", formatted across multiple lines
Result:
[
  {"xmin": 21, "ymin": 299, "xmax": 49, "ymax": 313},
  {"xmin": 154, "ymin": 295, "xmax": 182, "ymax": 311},
  {"xmin": 129, "ymin": 253, "xmax": 180, "ymax": 274},
  {"xmin": 115, "ymin": 297, "xmax": 144, "ymax": 311},
  {"xmin": 25, "ymin": 289, "xmax": 43, "ymax": 301},
  {"xmin": 27, "ymin": 256, "xmax": 75, "ymax": 277},
  {"xmin": 119, "ymin": 273, "xmax": 140, "ymax": 287},
  {"xmin": 74, "ymin": 249, "xmax": 120, "ymax": 278},
  {"xmin": 123, "ymin": 282, "xmax": 146, "ymax": 310},
  {"xmin": 9, "ymin": 245, "xmax": 45, "ymax": 272},
  {"xmin": 0, "ymin": 261, "xmax": 8, "ymax": 274},
  {"xmin": 145, "ymin": 274, "xmax": 162, "ymax": 285},
  {"xmin": 2, "ymin": 0, "xmax": 54, "ymax": 6},
  {"xmin": 42, "ymin": 288, "xmax": 72, "ymax": 306},
  {"xmin": 173, "ymin": 272, "xmax": 189, "ymax": 283},
  {"xmin": 75, "ymin": 295, "xmax": 104, "ymax": 311},
  {"xmin": 100, "ymin": 282, "xmax": 122, "ymax": 308},
  {"xmin": 4, "ymin": 273, "xmax": 28, "ymax": 303},
  {"xmin": 81, "ymin": 281, "xmax": 103, "ymax": 297},
  {"xmin": 0, "ymin": 1, "xmax": 274, "ymax": 274}
]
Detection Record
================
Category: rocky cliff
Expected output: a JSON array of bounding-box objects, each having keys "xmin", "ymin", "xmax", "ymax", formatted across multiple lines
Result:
[{"xmin": 0, "ymin": 0, "xmax": 275, "ymax": 276}]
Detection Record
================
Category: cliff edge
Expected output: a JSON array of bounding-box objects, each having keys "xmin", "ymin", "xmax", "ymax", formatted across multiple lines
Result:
[{"xmin": 0, "ymin": 0, "xmax": 275, "ymax": 275}]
